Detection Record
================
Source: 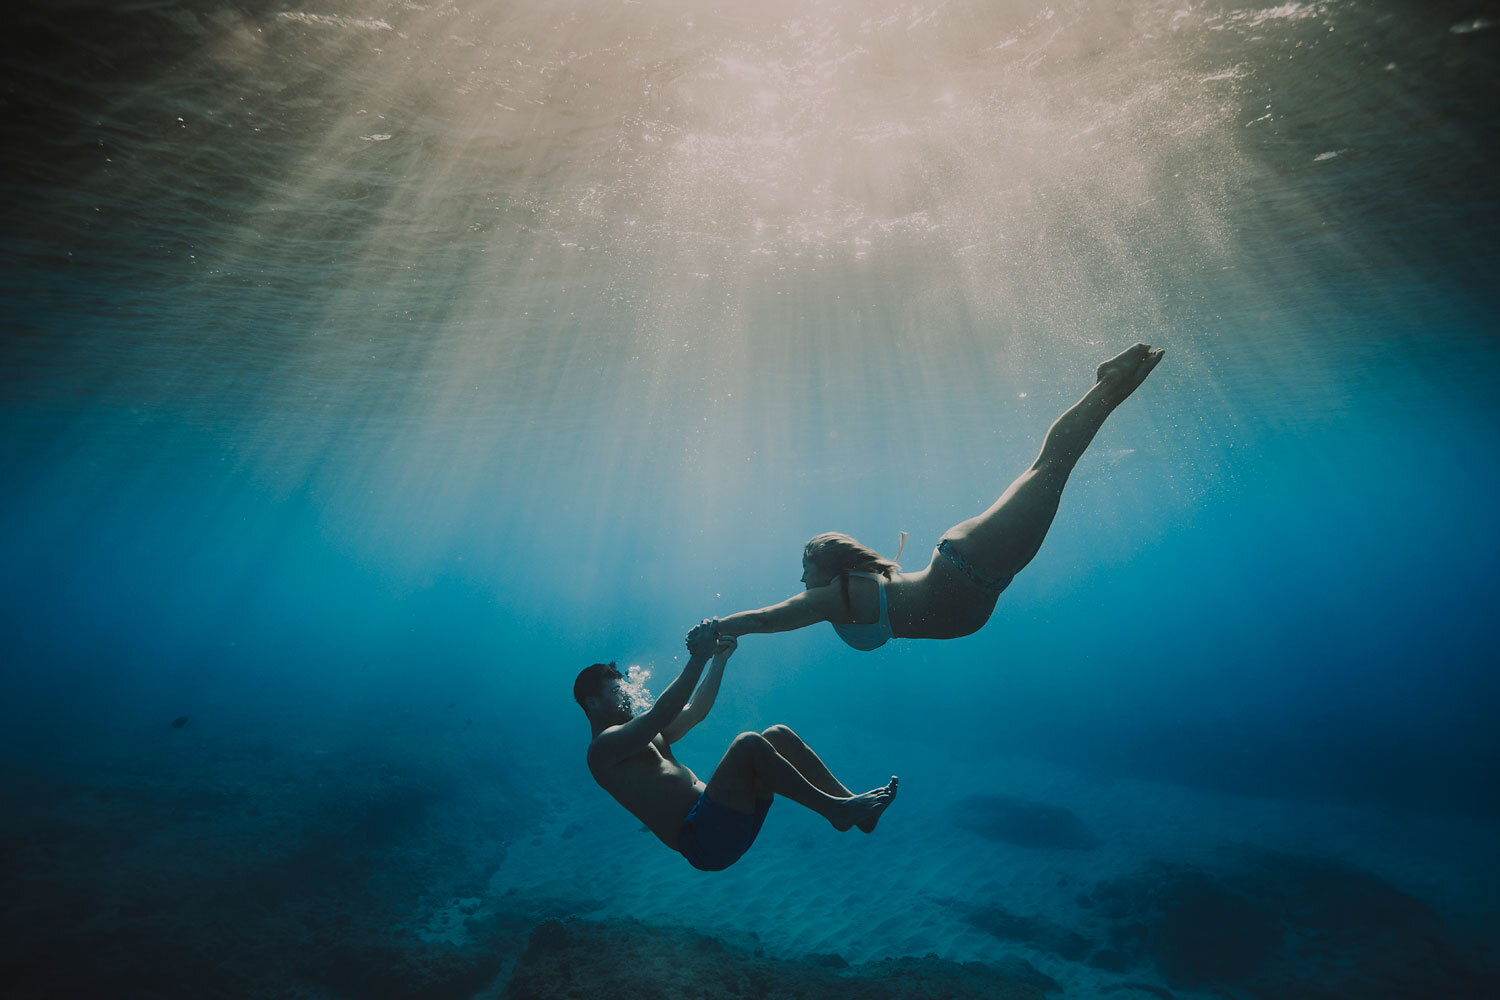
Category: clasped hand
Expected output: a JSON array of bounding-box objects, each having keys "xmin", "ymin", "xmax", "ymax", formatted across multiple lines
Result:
[{"xmin": 685, "ymin": 618, "xmax": 735, "ymax": 658}]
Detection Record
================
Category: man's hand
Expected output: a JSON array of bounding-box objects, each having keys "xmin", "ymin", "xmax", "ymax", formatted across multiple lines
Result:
[
  {"xmin": 685, "ymin": 619, "xmax": 719, "ymax": 657},
  {"xmin": 593, "ymin": 622, "xmax": 718, "ymax": 770},
  {"xmin": 658, "ymin": 631, "xmax": 736, "ymax": 747},
  {"xmin": 711, "ymin": 634, "xmax": 737, "ymax": 664}
]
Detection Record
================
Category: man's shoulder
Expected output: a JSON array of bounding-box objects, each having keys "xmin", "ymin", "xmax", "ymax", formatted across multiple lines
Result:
[
  {"xmin": 587, "ymin": 726, "xmax": 631, "ymax": 770},
  {"xmin": 585, "ymin": 732, "xmax": 613, "ymax": 773},
  {"xmin": 588, "ymin": 728, "xmax": 664, "ymax": 774}
]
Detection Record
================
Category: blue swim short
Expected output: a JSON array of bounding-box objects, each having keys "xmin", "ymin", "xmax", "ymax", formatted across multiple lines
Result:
[{"xmin": 676, "ymin": 792, "xmax": 772, "ymax": 872}]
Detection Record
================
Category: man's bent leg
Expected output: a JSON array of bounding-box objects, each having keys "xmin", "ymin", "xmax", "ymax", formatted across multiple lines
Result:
[
  {"xmin": 706, "ymin": 732, "xmax": 896, "ymax": 832},
  {"xmin": 761, "ymin": 725, "xmax": 850, "ymax": 796},
  {"xmin": 762, "ymin": 725, "xmax": 895, "ymax": 833},
  {"xmin": 706, "ymin": 732, "xmax": 835, "ymax": 817}
]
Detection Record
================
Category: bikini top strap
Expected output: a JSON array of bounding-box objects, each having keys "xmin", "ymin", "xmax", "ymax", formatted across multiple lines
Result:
[{"xmin": 837, "ymin": 571, "xmax": 882, "ymax": 611}]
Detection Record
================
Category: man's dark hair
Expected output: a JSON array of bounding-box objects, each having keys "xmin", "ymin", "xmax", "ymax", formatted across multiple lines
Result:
[{"xmin": 573, "ymin": 662, "xmax": 622, "ymax": 710}]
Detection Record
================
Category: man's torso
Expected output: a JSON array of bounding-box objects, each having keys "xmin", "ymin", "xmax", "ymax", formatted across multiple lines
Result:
[{"xmin": 590, "ymin": 735, "xmax": 704, "ymax": 849}]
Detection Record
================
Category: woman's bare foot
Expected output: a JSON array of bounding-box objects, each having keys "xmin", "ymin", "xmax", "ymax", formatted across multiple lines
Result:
[
  {"xmin": 832, "ymin": 777, "xmax": 899, "ymax": 833},
  {"xmin": 1095, "ymin": 343, "xmax": 1165, "ymax": 405}
]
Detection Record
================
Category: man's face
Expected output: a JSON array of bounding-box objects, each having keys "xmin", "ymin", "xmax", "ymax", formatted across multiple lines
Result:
[{"xmin": 593, "ymin": 675, "xmax": 632, "ymax": 719}]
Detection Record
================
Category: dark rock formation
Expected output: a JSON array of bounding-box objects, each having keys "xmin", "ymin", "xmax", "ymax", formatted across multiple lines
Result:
[
  {"xmin": 0, "ymin": 738, "xmax": 539, "ymax": 999},
  {"xmin": 1157, "ymin": 872, "xmax": 1280, "ymax": 984},
  {"xmin": 964, "ymin": 903, "xmax": 1095, "ymax": 961},
  {"xmin": 950, "ymin": 794, "xmax": 1101, "ymax": 850},
  {"xmin": 505, "ymin": 917, "xmax": 1063, "ymax": 1000},
  {"xmin": 1079, "ymin": 850, "xmax": 1500, "ymax": 1000},
  {"xmin": 1101, "ymin": 984, "xmax": 1176, "ymax": 1000},
  {"xmin": 309, "ymin": 932, "xmax": 506, "ymax": 999}
]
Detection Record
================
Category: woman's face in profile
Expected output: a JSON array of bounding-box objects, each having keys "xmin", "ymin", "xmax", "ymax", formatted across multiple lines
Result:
[{"xmin": 801, "ymin": 556, "xmax": 832, "ymax": 590}]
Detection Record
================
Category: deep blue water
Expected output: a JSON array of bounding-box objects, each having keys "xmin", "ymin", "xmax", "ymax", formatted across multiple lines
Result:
[{"xmin": 3, "ymin": 1, "xmax": 1499, "ymax": 996}]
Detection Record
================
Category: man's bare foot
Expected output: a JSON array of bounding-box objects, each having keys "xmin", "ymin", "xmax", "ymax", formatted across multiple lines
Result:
[
  {"xmin": 857, "ymin": 776, "xmax": 898, "ymax": 833},
  {"xmin": 1095, "ymin": 343, "xmax": 1165, "ymax": 405},
  {"xmin": 832, "ymin": 776, "xmax": 899, "ymax": 833}
]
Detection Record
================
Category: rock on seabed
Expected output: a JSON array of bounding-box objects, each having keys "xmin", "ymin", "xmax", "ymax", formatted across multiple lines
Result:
[{"xmin": 505, "ymin": 917, "xmax": 1063, "ymax": 1000}]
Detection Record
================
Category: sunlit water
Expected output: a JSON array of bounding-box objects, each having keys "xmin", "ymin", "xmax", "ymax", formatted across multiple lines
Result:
[{"xmin": 2, "ymin": 0, "xmax": 1498, "ymax": 995}]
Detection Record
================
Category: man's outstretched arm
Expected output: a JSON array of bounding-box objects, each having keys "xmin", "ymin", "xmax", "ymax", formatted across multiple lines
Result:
[
  {"xmin": 660, "ymin": 636, "xmax": 735, "ymax": 745},
  {"xmin": 587, "ymin": 622, "xmax": 718, "ymax": 769}
]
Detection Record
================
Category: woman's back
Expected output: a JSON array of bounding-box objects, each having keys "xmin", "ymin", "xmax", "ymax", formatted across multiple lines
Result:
[{"xmin": 883, "ymin": 557, "xmax": 1001, "ymax": 640}]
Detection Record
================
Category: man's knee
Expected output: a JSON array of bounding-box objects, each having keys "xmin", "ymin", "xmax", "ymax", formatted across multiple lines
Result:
[
  {"xmin": 761, "ymin": 724, "xmax": 794, "ymax": 742},
  {"xmin": 730, "ymin": 731, "xmax": 770, "ymax": 757}
]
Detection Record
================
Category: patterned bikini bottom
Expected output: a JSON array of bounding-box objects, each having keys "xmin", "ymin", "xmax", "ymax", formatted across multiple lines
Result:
[{"xmin": 937, "ymin": 538, "xmax": 1014, "ymax": 593}]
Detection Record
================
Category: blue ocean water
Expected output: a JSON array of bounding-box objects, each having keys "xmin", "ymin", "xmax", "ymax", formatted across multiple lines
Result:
[{"xmin": 3, "ymin": 1, "xmax": 1498, "ymax": 996}]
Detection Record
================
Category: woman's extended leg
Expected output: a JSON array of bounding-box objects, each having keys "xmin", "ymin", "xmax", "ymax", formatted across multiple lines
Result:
[
  {"xmin": 705, "ymin": 731, "xmax": 898, "ymax": 832},
  {"xmin": 944, "ymin": 343, "xmax": 1164, "ymax": 581}
]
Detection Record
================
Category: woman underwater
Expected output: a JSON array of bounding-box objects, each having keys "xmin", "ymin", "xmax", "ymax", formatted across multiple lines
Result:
[{"xmin": 710, "ymin": 343, "xmax": 1166, "ymax": 650}]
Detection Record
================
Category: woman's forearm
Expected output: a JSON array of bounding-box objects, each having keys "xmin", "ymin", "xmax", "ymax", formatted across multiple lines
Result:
[
  {"xmin": 716, "ymin": 591, "xmax": 827, "ymax": 637},
  {"xmin": 714, "ymin": 609, "xmax": 770, "ymax": 638}
]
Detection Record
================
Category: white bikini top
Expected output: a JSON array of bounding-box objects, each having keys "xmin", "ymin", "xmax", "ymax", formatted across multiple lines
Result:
[{"xmin": 830, "ymin": 572, "xmax": 893, "ymax": 651}]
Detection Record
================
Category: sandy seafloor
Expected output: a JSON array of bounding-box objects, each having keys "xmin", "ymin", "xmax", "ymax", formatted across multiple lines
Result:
[
  {"xmin": 8, "ymin": 704, "xmax": 1498, "ymax": 998},
  {"xmin": 476, "ymin": 735, "xmax": 1500, "ymax": 994}
]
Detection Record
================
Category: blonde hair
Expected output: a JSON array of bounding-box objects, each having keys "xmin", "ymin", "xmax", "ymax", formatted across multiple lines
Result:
[{"xmin": 804, "ymin": 532, "xmax": 899, "ymax": 579}]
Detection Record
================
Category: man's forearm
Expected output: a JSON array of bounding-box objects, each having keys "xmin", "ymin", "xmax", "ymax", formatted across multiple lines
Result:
[
  {"xmin": 687, "ymin": 657, "xmax": 727, "ymax": 718},
  {"xmin": 650, "ymin": 650, "xmax": 712, "ymax": 725}
]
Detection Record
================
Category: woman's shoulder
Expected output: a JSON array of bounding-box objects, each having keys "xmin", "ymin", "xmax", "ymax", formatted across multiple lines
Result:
[{"xmin": 883, "ymin": 565, "xmax": 924, "ymax": 589}]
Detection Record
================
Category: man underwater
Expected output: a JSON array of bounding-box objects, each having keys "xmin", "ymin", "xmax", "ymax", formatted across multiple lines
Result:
[{"xmin": 575, "ymin": 622, "xmax": 898, "ymax": 871}]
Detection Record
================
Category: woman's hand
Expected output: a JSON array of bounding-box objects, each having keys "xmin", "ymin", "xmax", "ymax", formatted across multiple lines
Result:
[
  {"xmin": 711, "ymin": 634, "xmax": 738, "ymax": 664},
  {"xmin": 685, "ymin": 618, "xmax": 719, "ymax": 656}
]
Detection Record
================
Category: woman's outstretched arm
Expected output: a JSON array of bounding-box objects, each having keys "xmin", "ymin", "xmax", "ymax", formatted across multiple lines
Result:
[{"xmin": 715, "ymin": 584, "xmax": 844, "ymax": 638}]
